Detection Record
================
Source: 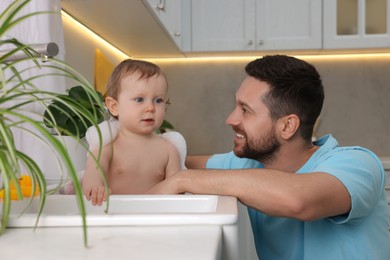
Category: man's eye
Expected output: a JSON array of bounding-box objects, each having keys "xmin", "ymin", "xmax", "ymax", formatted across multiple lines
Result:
[
  {"xmin": 134, "ymin": 97, "xmax": 144, "ymax": 102},
  {"xmin": 242, "ymin": 107, "xmax": 248, "ymax": 114}
]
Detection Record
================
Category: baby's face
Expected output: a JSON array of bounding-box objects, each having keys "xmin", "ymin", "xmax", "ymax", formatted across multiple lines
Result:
[{"xmin": 115, "ymin": 73, "xmax": 168, "ymax": 135}]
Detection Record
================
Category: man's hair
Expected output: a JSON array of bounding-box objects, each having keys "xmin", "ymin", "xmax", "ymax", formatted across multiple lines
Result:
[
  {"xmin": 245, "ymin": 55, "xmax": 324, "ymax": 141},
  {"xmin": 106, "ymin": 59, "xmax": 167, "ymax": 99}
]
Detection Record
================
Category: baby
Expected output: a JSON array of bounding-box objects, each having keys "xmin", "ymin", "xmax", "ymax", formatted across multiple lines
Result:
[{"xmin": 82, "ymin": 59, "xmax": 181, "ymax": 205}]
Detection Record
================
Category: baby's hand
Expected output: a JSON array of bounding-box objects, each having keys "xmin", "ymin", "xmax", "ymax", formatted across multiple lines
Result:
[{"xmin": 84, "ymin": 186, "xmax": 110, "ymax": 206}]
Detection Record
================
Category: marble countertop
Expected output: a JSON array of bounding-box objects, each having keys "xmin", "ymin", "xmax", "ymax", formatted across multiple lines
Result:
[{"xmin": 0, "ymin": 225, "xmax": 222, "ymax": 260}]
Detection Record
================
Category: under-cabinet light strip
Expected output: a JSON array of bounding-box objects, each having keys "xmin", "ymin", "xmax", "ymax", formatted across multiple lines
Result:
[
  {"xmin": 62, "ymin": 10, "xmax": 390, "ymax": 63},
  {"xmin": 146, "ymin": 53, "xmax": 390, "ymax": 63},
  {"xmin": 61, "ymin": 10, "xmax": 129, "ymax": 60}
]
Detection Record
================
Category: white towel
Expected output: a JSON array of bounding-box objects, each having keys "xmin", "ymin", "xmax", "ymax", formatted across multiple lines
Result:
[
  {"xmin": 85, "ymin": 120, "xmax": 120, "ymax": 152},
  {"xmin": 160, "ymin": 131, "xmax": 187, "ymax": 170}
]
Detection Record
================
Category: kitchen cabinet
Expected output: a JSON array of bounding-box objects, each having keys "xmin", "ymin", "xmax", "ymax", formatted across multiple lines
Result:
[
  {"xmin": 144, "ymin": 0, "xmax": 390, "ymax": 53},
  {"xmin": 323, "ymin": 0, "xmax": 390, "ymax": 49},
  {"xmin": 143, "ymin": 0, "xmax": 190, "ymax": 50},
  {"xmin": 190, "ymin": 0, "xmax": 322, "ymax": 52},
  {"xmin": 143, "ymin": 0, "xmax": 321, "ymax": 53},
  {"xmin": 190, "ymin": 0, "xmax": 256, "ymax": 51}
]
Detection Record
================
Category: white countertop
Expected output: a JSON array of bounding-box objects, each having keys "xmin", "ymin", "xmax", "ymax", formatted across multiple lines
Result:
[{"xmin": 0, "ymin": 225, "xmax": 222, "ymax": 260}]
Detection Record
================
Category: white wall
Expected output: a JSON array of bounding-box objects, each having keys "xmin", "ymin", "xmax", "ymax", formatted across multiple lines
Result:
[{"xmin": 62, "ymin": 13, "xmax": 128, "ymax": 84}]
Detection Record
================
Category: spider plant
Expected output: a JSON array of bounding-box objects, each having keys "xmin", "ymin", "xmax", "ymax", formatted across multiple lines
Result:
[{"xmin": 0, "ymin": 0, "xmax": 107, "ymax": 246}]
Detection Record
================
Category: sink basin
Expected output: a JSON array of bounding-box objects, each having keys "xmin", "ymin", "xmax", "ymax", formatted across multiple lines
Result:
[
  {"xmin": 2, "ymin": 194, "xmax": 240, "ymax": 259},
  {"xmin": 3, "ymin": 194, "xmax": 238, "ymax": 227}
]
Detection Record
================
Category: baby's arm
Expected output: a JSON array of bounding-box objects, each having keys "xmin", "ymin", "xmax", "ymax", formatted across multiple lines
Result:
[
  {"xmin": 82, "ymin": 147, "xmax": 111, "ymax": 206},
  {"xmin": 164, "ymin": 141, "xmax": 181, "ymax": 179}
]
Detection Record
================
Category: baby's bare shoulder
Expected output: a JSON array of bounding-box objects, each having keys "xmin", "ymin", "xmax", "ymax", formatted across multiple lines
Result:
[
  {"xmin": 88, "ymin": 141, "xmax": 117, "ymax": 158},
  {"xmin": 153, "ymin": 135, "xmax": 176, "ymax": 149}
]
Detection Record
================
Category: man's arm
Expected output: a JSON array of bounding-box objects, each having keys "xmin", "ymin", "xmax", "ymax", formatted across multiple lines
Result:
[{"xmin": 148, "ymin": 168, "xmax": 351, "ymax": 222}]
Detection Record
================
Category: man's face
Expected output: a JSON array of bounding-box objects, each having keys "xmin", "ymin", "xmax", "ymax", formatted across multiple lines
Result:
[{"xmin": 225, "ymin": 77, "xmax": 280, "ymax": 163}]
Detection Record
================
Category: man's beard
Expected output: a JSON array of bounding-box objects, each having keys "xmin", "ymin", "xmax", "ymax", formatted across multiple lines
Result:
[{"xmin": 234, "ymin": 124, "xmax": 281, "ymax": 164}]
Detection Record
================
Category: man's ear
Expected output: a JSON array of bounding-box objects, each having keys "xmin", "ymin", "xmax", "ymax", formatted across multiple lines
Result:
[
  {"xmin": 279, "ymin": 115, "xmax": 300, "ymax": 140},
  {"xmin": 105, "ymin": 96, "xmax": 119, "ymax": 117}
]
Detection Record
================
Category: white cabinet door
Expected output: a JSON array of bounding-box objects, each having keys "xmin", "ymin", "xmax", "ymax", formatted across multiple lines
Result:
[
  {"xmin": 191, "ymin": 0, "xmax": 321, "ymax": 52},
  {"xmin": 256, "ymin": 0, "xmax": 322, "ymax": 50},
  {"xmin": 191, "ymin": 0, "xmax": 256, "ymax": 51},
  {"xmin": 143, "ymin": 0, "xmax": 185, "ymax": 49},
  {"xmin": 323, "ymin": 0, "xmax": 390, "ymax": 49}
]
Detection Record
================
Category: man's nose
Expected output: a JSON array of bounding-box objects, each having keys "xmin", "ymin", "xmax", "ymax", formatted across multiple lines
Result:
[{"xmin": 225, "ymin": 109, "xmax": 238, "ymax": 126}]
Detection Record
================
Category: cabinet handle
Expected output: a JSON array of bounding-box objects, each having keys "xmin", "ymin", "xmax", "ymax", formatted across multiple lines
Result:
[
  {"xmin": 174, "ymin": 32, "xmax": 181, "ymax": 37},
  {"xmin": 157, "ymin": 0, "xmax": 165, "ymax": 11},
  {"xmin": 258, "ymin": 40, "xmax": 264, "ymax": 46},
  {"xmin": 248, "ymin": 40, "xmax": 254, "ymax": 45}
]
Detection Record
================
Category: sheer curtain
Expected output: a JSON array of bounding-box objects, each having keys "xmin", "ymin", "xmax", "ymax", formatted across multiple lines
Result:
[{"xmin": 1, "ymin": 0, "xmax": 67, "ymax": 180}]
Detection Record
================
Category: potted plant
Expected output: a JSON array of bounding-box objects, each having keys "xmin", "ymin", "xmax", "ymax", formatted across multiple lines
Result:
[
  {"xmin": 0, "ymin": 0, "xmax": 106, "ymax": 246},
  {"xmin": 42, "ymin": 85, "xmax": 106, "ymax": 175},
  {"xmin": 43, "ymin": 85, "xmax": 105, "ymax": 138}
]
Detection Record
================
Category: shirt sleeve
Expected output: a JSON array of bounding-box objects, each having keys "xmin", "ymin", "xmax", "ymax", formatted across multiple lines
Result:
[{"xmin": 314, "ymin": 148, "xmax": 386, "ymax": 223}]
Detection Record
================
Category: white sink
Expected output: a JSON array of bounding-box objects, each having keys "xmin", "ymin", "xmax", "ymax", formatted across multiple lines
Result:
[{"xmin": 3, "ymin": 194, "xmax": 238, "ymax": 227}]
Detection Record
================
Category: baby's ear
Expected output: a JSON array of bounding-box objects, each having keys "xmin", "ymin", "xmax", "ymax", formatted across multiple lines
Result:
[{"xmin": 105, "ymin": 97, "xmax": 119, "ymax": 117}]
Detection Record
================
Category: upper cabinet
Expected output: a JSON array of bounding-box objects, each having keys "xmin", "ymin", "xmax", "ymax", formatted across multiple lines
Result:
[
  {"xmin": 190, "ymin": 0, "xmax": 257, "ymax": 52},
  {"xmin": 143, "ymin": 0, "xmax": 187, "ymax": 50},
  {"xmin": 190, "ymin": 0, "xmax": 321, "ymax": 52},
  {"xmin": 255, "ymin": 0, "xmax": 322, "ymax": 51},
  {"xmin": 144, "ymin": 0, "xmax": 390, "ymax": 54},
  {"xmin": 324, "ymin": 0, "xmax": 390, "ymax": 49}
]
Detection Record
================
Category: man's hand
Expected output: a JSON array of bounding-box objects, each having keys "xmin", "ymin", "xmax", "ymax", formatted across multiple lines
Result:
[{"xmin": 147, "ymin": 173, "xmax": 184, "ymax": 194}]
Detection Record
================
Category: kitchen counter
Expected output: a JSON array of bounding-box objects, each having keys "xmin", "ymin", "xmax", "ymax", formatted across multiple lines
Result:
[{"xmin": 0, "ymin": 225, "xmax": 222, "ymax": 260}]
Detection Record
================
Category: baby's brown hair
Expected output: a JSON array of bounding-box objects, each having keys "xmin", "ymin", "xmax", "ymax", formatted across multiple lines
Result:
[{"xmin": 106, "ymin": 59, "xmax": 167, "ymax": 100}]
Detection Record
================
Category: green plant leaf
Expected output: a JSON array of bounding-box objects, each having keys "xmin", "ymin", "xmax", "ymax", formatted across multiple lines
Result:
[
  {"xmin": 43, "ymin": 86, "xmax": 106, "ymax": 138},
  {"xmin": 0, "ymin": 0, "xmax": 107, "ymax": 247}
]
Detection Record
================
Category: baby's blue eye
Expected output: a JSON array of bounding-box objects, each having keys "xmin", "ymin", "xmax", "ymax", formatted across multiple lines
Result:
[
  {"xmin": 134, "ymin": 97, "xmax": 144, "ymax": 102},
  {"xmin": 154, "ymin": 98, "xmax": 164, "ymax": 104}
]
